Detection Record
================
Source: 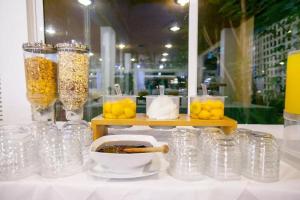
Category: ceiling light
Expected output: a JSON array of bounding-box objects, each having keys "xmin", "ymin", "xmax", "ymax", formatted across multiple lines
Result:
[
  {"xmin": 99, "ymin": 58, "xmax": 102, "ymax": 61},
  {"xmin": 131, "ymin": 58, "xmax": 136, "ymax": 62},
  {"xmin": 176, "ymin": 0, "xmax": 189, "ymax": 6},
  {"xmin": 169, "ymin": 25, "xmax": 181, "ymax": 32},
  {"xmin": 162, "ymin": 52, "xmax": 168, "ymax": 56},
  {"xmin": 78, "ymin": 0, "xmax": 92, "ymax": 6},
  {"xmin": 288, "ymin": 30, "xmax": 292, "ymax": 34},
  {"xmin": 159, "ymin": 64, "xmax": 164, "ymax": 69},
  {"xmin": 158, "ymin": 72, "xmax": 162, "ymax": 76},
  {"xmin": 161, "ymin": 58, "xmax": 167, "ymax": 62},
  {"xmin": 165, "ymin": 43, "xmax": 172, "ymax": 49},
  {"xmin": 137, "ymin": 64, "xmax": 141, "ymax": 69},
  {"xmin": 279, "ymin": 61, "xmax": 284, "ymax": 65},
  {"xmin": 118, "ymin": 43, "xmax": 126, "ymax": 49},
  {"xmin": 88, "ymin": 52, "xmax": 94, "ymax": 57},
  {"xmin": 45, "ymin": 27, "xmax": 56, "ymax": 35}
]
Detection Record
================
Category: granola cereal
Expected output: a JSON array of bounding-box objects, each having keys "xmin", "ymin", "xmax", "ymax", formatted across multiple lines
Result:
[
  {"xmin": 24, "ymin": 56, "xmax": 57, "ymax": 108},
  {"xmin": 58, "ymin": 51, "xmax": 89, "ymax": 111}
]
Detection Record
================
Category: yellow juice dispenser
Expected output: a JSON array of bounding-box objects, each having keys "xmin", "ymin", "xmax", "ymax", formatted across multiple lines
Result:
[{"xmin": 283, "ymin": 50, "xmax": 300, "ymax": 168}]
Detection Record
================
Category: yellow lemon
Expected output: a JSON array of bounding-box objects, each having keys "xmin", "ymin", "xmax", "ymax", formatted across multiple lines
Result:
[
  {"xmin": 191, "ymin": 101, "xmax": 202, "ymax": 114},
  {"xmin": 202, "ymin": 100, "xmax": 214, "ymax": 111},
  {"xmin": 111, "ymin": 103, "xmax": 124, "ymax": 116},
  {"xmin": 126, "ymin": 100, "xmax": 136, "ymax": 110},
  {"xmin": 210, "ymin": 109, "xmax": 224, "ymax": 120},
  {"xmin": 124, "ymin": 107, "xmax": 136, "ymax": 118},
  {"xmin": 190, "ymin": 113, "xmax": 198, "ymax": 119},
  {"xmin": 104, "ymin": 113, "xmax": 117, "ymax": 119},
  {"xmin": 118, "ymin": 114, "xmax": 127, "ymax": 119},
  {"xmin": 211, "ymin": 100, "xmax": 224, "ymax": 109},
  {"xmin": 198, "ymin": 110, "xmax": 211, "ymax": 120},
  {"xmin": 103, "ymin": 102, "xmax": 112, "ymax": 113}
]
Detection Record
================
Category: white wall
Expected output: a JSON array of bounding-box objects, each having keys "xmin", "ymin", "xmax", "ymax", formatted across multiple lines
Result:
[{"xmin": 0, "ymin": 0, "xmax": 31, "ymax": 123}]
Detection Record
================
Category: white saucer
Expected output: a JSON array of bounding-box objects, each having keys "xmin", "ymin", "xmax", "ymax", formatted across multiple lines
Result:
[{"xmin": 87, "ymin": 154, "xmax": 168, "ymax": 179}]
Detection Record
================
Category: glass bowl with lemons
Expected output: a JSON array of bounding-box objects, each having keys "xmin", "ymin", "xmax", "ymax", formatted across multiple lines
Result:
[
  {"xmin": 102, "ymin": 96, "xmax": 137, "ymax": 119},
  {"xmin": 190, "ymin": 95, "xmax": 225, "ymax": 120}
]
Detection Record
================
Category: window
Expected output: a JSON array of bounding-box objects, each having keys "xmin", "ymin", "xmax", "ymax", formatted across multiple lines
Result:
[
  {"xmin": 197, "ymin": 0, "xmax": 300, "ymax": 124},
  {"xmin": 44, "ymin": 0, "xmax": 189, "ymax": 121},
  {"xmin": 43, "ymin": 0, "xmax": 300, "ymax": 124}
]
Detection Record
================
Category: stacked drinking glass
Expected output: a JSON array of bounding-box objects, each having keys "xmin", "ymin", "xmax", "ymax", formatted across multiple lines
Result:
[
  {"xmin": 204, "ymin": 133, "xmax": 241, "ymax": 180},
  {"xmin": 62, "ymin": 120, "xmax": 93, "ymax": 162},
  {"xmin": 38, "ymin": 124, "xmax": 83, "ymax": 178},
  {"xmin": 168, "ymin": 128, "xmax": 203, "ymax": 181},
  {"xmin": 242, "ymin": 131, "xmax": 280, "ymax": 182},
  {"xmin": 0, "ymin": 125, "xmax": 38, "ymax": 180}
]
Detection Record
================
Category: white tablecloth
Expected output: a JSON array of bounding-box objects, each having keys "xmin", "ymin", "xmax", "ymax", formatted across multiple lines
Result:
[{"xmin": 1, "ymin": 125, "xmax": 300, "ymax": 200}]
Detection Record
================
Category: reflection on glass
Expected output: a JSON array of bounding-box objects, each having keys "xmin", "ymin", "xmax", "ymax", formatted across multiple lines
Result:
[
  {"xmin": 197, "ymin": 0, "xmax": 300, "ymax": 124},
  {"xmin": 44, "ymin": 0, "xmax": 189, "ymax": 121}
]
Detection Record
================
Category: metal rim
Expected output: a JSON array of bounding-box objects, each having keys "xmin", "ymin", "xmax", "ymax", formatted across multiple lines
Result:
[
  {"xmin": 56, "ymin": 42, "xmax": 89, "ymax": 53},
  {"xmin": 22, "ymin": 42, "xmax": 56, "ymax": 53}
]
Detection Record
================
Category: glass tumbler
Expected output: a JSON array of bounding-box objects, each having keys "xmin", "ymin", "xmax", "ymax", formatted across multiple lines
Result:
[
  {"xmin": 168, "ymin": 128, "xmax": 203, "ymax": 181},
  {"xmin": 205, "ymin": 135, "xmax": 241, "ymax": 180},
  {"xmin": 242, "ymin": 131, "xmax": 280, "ymax": 182},
  {"xmin": 62, "ymin": 120, "xmax": 92, "ymax": 161},
  {"xmin": 39, "ymin": 125, "xmax": 83, "ymax": 178},
  {"xmin": 0, "ymin": 125, "xmax": 38, "ymax": 181},
  {"xmin": 234, "ymin": 128, "xmax": 252, "ymax": 169}
]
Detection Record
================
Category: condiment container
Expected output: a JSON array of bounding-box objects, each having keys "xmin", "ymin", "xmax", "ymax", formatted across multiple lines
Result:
[
  {"xmin": 190, "ymin": 95, "xmax": 225, "ymax": 120},
  {"xmin": 103, "ymin": 96, "xmax": 137, "ymax": 119},
  {"xmin": 146, "ymin": 95, "xmax": 180, "ymax": 120},
  {"xmin": 56, "ymin": 42, "xmax": 89, "ymax": 120},
  {"xmin": 22, "ymin": 42, "xmax": 57, "ymax": 121}
]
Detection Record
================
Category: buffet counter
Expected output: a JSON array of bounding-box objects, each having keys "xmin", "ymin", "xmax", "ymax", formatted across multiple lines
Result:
[{"xmin": 1, "ymin": 125, "xmax": 300, "ymax": 200}]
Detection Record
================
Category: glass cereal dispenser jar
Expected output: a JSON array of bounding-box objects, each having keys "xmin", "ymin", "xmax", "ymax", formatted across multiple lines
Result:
[
  {"xmin": 56, "ymin": 43, "xmax": 89, "ymax": 121},
  {"xmin": 22, "ymin": 42, "xmax": 57, "ymax": 121}
]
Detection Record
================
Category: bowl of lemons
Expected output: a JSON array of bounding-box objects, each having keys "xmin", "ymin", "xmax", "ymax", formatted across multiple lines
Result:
[
  {"xmin": 102, "ymin": 96, "xmax": 137, "ymax": 119},
  {"xmin": 190, "ymin": 95, "xmax": 225, "ymax": 120}
]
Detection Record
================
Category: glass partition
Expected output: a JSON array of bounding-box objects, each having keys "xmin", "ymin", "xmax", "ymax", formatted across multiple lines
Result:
[
  {"xmin": 44, "ymin": 0, "xmax": 189, "ymax": 121},
  {"xmin": 197, "ymin": 0, "xmax": 300, "ymax": 123}
]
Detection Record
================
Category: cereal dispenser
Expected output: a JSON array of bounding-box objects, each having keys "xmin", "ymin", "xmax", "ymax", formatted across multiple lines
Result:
[
  {"xmin": 56, "ymin": 42, "xmax": 92, "ymax": 154},
  {"xmin": 56, "ymin": 43, "xmax": 89, "ymax": 121},
  {"xmin": 22, "ymin": 42, "xmax": 57, "ymax": 121}
]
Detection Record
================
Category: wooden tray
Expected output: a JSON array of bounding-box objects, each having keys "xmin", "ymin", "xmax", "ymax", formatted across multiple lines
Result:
[{"xmin": 91, "ymin": 114, "xmax": 237, "ymax": 140}]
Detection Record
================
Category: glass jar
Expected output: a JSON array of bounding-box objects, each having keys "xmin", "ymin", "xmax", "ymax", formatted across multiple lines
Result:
[
  {"xmin": 103, "ymin": 95, "xmax": 137, "ymax": 119},
  {"xmin": 282, "ymin": 50, "xmax": 300, "ymax": 169},
  {"xmin": 56, "ymin": 43, "xmax": 89, "ymax": 120},
  {"xmin": 146, "ymin": 95, "xmax": 180, "ymax": 120},
  {"xmin": 22, "ymin": 42, "xmax": 57, "ymax": 121},
  {"xmin": 190, "ymin": 95, "xmax": 225, "ymax": 120}
]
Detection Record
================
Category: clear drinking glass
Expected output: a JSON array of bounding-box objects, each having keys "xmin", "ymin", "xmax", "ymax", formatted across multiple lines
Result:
[
  {"xmin": 38, "ymin": 125, "xmax": 83, "ymax": 178},
  {"xmin": 168, "ymin": 128, "xmax": 203, "ymax": 181},
  {"xmin": 242, "ymin": 131, "xmax": 280, "ymax": 182},
  {"xmin": 62, "ymin": 120, "xmax": 92, "ymax": 161},
  {"xmin": 0, "ymin": 125, "xmax": 38, "ymax": 181},
  {"xmin": 205, "ymin": 134, "xmax": 241, "ymax": 180}
]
